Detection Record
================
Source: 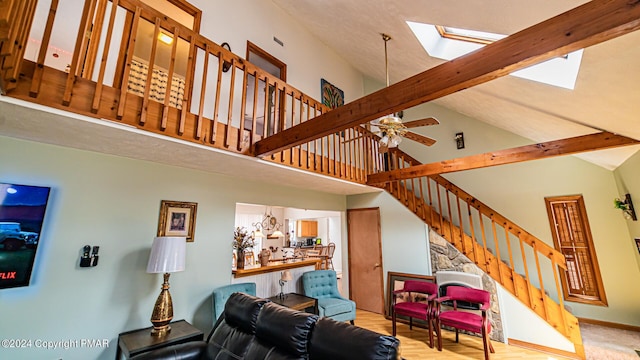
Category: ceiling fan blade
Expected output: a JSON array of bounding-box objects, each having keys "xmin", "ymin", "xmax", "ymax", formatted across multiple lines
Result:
[
  {"xmin": 403, "ymin": 131, "xmax": 437, "ymax": 146},
  {"xmin": 403, "ymin": 117, "xmax": 440, "ymax": 129}
]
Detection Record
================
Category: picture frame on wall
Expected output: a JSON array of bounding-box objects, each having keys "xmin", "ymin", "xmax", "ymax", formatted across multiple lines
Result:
[
  {"xmin": 157, "ymin": 200, "xmax": 198, "ymax": 242},
  {"xmin": 385, "ymin": 272, "xmax": 436, "ymax": 320},
  {"xmin": 321, "ymin": 78, "xmax": 344, "ymax": 109}
]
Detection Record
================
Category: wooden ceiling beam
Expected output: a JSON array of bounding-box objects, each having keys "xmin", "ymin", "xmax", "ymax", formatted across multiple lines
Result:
[
  {"xmin": 253, "ymin": 0, "xmax": 640, "ymax": 157},
  {"xmin": 366, "ymin": 132, "xmax": 639, "ymax": 184}
]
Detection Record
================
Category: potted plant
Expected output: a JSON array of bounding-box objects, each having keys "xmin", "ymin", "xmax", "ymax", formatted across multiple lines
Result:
[
  {"xmin": 233, "ymin": 227, "xmax": 255, "ymax": 269},
  {"xmin": 614, "ymin": 195, "xmax": 637, "ymax": 220}
]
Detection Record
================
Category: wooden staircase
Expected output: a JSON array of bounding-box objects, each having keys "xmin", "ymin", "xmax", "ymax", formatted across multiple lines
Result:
[
  {"xmin": 380, "ymin": 148, "xmax": 584, "ymax": 358},
  {"xmin": 0, "ymin": 1, "xmax": 583, "ymax": 356}
]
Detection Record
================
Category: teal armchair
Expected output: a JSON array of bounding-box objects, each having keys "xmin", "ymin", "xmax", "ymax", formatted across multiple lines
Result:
[
  {"xmin": 302, "ymin": 270, "xmax": 355, "ymax": 324},
  {"xmin": 212, "ymin": 282, "xmax": 256, "ymax": 322}
]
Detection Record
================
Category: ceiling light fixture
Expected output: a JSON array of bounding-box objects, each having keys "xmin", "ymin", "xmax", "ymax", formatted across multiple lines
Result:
[
  {"xmin": 158, "ymin": 32, "xmax": 173, "ymax": 45},
  {"xmin": 252, "ymin": 207, "xmax": 284, "ymax": 237},
  {"xmin": 374, "ymin": 34, "xmax": 406, "ymax": 150}
]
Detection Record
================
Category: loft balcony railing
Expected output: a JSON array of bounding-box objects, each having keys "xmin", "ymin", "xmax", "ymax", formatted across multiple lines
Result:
[
  {"xmin": 0, "ymin": 0, "xmax": 385, "ymax": 183},
  {"xmin": 1, "ymin": 1, "xmax": 582, "ymax": 355}
]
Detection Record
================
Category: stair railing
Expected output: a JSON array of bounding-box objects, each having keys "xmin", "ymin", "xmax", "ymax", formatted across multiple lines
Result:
[{"xmin": 381, "ymin": 148, "xmax": 581, "ymax": 346}]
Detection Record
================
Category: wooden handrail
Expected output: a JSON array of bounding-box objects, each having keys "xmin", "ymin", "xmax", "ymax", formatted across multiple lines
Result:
[
  {"xmin": 5, "ymin": 0, "xmax": 567, "ymax": 305},
  {"xmin": 383, "ymin": 149, "xmax": 566, "ymax": 270},
  {"xmin": 382, "ymin": 149, "xmax": 578, "ymax": 347},
  {"xmin": 6, "ymin": 0, "xmax": 381, "ymax": 186},
  {"xmin": 3, "ymin": 0, "xmax": 581, "ymax": 354}
]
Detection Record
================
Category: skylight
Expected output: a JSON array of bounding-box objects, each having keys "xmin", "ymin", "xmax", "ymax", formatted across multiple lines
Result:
[{"xmin": 407, "ymin": 21, "xmax": 583, "ymax": 90}]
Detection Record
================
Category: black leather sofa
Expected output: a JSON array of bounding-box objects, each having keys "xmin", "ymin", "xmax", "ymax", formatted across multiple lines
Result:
[{"xmin": 132, "ymin": 292, "xmax": 400, "ymax": 360}]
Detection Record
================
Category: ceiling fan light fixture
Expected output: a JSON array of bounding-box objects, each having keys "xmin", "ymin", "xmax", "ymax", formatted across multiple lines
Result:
[
  {"xmin": 390, "ymin": 134, "xmax": 402, "ymax": 147},
  {"xmin": 373, "ymin": 113, "xmax": 406, "ymax": 148},
  {"xmin": 377, "ymin": 114, "xmax": 403, "ymax": 127},
  {"xmin": 380, "ymin": 135, "xmax": 389, "ymax": 146},
  {"xmin": 370, "ymin": 33, "xmax": 438, "ymax": 150}
]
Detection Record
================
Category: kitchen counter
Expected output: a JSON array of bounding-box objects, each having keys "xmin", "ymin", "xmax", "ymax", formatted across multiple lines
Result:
[{"xmin": 232, "ymin": 258, "xmax": 321, "ymax": 278}]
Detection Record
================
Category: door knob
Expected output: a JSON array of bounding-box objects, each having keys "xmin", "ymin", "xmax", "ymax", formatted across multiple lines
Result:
[{"xmin": 373, "ymin": 263, "xmax": 381, "ymax": 269}]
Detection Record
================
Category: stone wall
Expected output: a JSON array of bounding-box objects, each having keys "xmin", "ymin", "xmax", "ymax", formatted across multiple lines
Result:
[{"xmin": 430, "ymin": 231, "xmax": 504, "ymax": 342}]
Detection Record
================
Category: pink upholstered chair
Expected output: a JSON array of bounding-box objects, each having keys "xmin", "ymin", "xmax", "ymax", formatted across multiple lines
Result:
[
  {"xmin": 391, "ymin": 280, "xmax": 439, "ymax": 348},
  {"xmin": 434, "ymin": 286, "xmax": 495, "ymax": 360}
]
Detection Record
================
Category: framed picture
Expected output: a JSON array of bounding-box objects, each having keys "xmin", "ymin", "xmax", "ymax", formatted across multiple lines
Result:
[
  {"xmin": 635, "ymin": 238, "xmax": 640, "ymax": 254},
  {"xmin": 321, "ymin": 78, "xmax": 344, "ymax": 109},
  {"xmin": 244, "ymin": 251, "xmax": 255, "ymax": 266},
  {"xmin": 157, "ymin": 200, "xmax": 198, "ymax": 242},
  {"xmin": 385, "ymin": 272, "xmax": 435, "ymax": 319}
]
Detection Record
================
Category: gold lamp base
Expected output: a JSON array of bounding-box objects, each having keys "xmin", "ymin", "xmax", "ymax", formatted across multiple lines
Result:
[{"xmin": 150, "ymin": 273, "xmax": 174, "ymax": 337}]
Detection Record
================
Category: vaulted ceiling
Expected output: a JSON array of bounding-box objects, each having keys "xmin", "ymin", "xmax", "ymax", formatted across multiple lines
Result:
[{"xmin": 271, "ymin": 0, "xmax": 640, "ymax": 170}]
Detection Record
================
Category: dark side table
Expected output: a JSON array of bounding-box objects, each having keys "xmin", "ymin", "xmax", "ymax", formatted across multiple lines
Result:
[
  {"xmin": 268, "ymin": 293, "xmax": 318, "ymax": 315},
  {"xmin": 116, "ymin": 319, "xmax": 204, "ymax": 359}
]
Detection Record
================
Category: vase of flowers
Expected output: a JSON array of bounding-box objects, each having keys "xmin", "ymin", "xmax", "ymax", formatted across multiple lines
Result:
[{"xmin": 233, "ymin": 227, "xmax": 255, "ymax": 269}]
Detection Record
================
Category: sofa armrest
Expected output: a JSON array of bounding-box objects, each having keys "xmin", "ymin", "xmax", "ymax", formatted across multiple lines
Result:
[{"xmin": 130, "ymin": 341, "xmax": 207, "ymax": 360}]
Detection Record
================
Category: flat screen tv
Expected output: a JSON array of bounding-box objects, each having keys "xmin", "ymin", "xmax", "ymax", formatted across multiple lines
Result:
[{"xmin": 0, "ymin": 182, "xmax": 51, "ymax": 289}]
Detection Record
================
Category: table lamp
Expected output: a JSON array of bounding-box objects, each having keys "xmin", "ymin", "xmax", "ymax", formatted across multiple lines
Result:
[
  {"xmin": 279, "ymin": 270, "xmax": 292, "ymax": 299},
  {"xmin": 146, "ymin": 236, "xmax": 186, "ymax": 336}
]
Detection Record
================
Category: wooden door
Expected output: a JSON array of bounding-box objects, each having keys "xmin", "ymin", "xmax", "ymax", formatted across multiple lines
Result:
[
  {"xmin": 348, "ymin": 208, "xmax": 384, "ymax": 314},
  {"xmin": 545, "ymin": 195, "xmax": 607, "ymax": 305}
]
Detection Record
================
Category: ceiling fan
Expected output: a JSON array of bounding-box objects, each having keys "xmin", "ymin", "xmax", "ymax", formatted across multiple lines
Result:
[{"xmin": 369, "ymin": 34, "xmax": 439, "ymax": 152}]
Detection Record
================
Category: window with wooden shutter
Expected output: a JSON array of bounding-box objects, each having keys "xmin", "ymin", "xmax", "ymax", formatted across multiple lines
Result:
[{"xmin": 545, "ymin": 195, "xmax": 607, "ymax": 306}]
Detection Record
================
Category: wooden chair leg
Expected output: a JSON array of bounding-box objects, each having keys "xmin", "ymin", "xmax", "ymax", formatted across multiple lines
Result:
[
  {"xmin": 455, "ymin": 329, "xmax": 459, "ymax": 343},
  {"xmin": 427, "ymin": 315, "xmax": 433, "ymax": 348},
  {"xmin": 392, "ymin": 311, "xmax": 397, "ymax": 336},
  {"xmin": 436, "ymin": 319, "xmax": 443, "ymax": 351},
  {"xmin": 483, "ymin": 334, "xmax": 490, "ymax": 360},
  {"xmin": 482, "ymin": 328, "xmax": 494, "ymax": 360}
]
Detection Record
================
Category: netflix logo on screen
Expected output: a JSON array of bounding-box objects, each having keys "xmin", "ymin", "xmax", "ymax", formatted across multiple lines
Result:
[
  {"xmin": 0, "ymin": 271, "xmax": 17, "ymax": 279},
  {"xmin": 0, "ymin": 182, "xmax": 51, "ymax": 289}
]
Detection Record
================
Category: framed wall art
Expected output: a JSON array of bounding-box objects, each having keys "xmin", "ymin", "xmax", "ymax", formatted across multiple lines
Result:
[
  {"xmin": 321, "ymin": 78, "xmax": 344, "ymax": 109},
  {"xmin": 385, "ymin": 272, "xmax": 435, "ymax": 319},
  {"xmin": 157, "ymin": 200, "xmax": 198, "ymax": 242}
]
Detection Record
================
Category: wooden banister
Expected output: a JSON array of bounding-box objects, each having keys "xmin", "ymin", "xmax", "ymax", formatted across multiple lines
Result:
[
  {"xmin": 4, "ymin": 1, "xmax": 581, "ymax": 355},
  {"xmin": 5, "ymin": 0, "xmax": 380, "ymax": 186},
  {"xmin": 381, "ymin": 150, "xmax": 581, "ymax": 356}
]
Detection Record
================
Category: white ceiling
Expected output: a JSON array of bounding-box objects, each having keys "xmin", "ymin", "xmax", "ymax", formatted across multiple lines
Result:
[{"xmin": 271, "ymin": 0, "xmax": 640, "ymax": 169}]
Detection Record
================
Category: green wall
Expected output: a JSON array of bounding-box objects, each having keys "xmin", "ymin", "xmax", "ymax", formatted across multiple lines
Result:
[
  {"xmin": 0, "ymin": 136, "xmax": 346, "ymax": 360},
  {"xmin": 614, "ymin": 149, "xmax": 640, "ymax": 270},
  {"xmin": 363, "ymin": 76, "xmax": 640, "ymax": 326}
]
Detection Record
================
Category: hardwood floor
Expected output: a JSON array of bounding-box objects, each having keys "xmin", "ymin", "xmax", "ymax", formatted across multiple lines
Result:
[{"xmin": 355, "ymin": 309, "xmax": 559, "ymax": 359}]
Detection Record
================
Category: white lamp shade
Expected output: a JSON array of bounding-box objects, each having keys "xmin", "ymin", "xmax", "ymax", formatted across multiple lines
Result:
[
  {"xmin": 146, "ymin": 236, "xmax": 187, "ymax": 273},
  {"xmin": 281, "ymin": 270, "xmax": 293, "ymax": 281},
  {"xmin": 271, "ymin": 230, "xmax": 284, "ymax": 238}
]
